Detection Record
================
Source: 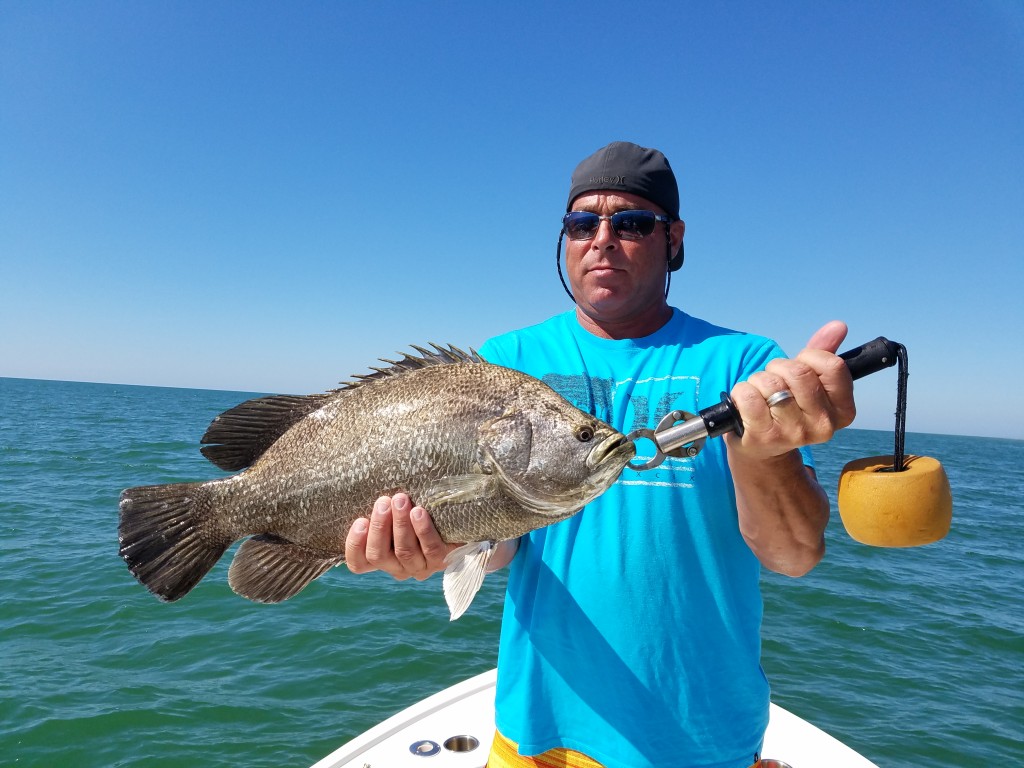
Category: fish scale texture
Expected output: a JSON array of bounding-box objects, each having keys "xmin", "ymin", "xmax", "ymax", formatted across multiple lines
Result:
[{"xmin": 218, "ymin": 364, "xmax": 535, "ymax": 547}]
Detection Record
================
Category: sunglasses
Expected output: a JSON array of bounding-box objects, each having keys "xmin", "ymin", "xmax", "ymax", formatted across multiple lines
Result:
[{"xmin": 562, "ymin": 209, "xmax": 670, "ymax": 241}]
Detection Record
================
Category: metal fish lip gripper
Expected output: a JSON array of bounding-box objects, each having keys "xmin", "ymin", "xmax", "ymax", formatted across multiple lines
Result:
[{"xmin": 626, "ymin": 337, "xmax": 901, "ymax": 472}]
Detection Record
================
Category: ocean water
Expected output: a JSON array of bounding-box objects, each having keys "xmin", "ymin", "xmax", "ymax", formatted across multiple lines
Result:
[{"xmin": 0, "ymin": 376, "xmax": 1020, "ymax": 767}]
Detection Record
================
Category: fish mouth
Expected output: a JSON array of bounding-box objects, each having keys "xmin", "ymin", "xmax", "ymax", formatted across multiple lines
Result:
[{"xmin": 586, "ymin": 432, "xmax": 636, "ymax": 469}]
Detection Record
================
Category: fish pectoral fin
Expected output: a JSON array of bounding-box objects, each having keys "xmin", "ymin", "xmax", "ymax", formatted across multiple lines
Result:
[
  {"xmin": 419, "ymin": 474, "xmax": 497, "ymax": 508},
  {"xmin": 442, "ymin": 541, "xmax": 495, "ymax": 621},
  {"xmin": 228, "ymin": 535, "xmax": 343, "ymax": 603}
]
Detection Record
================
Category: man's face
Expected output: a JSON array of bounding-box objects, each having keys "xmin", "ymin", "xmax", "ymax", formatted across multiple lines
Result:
[{"xmin": 565, "ymin": 191, "xmax": 684, "ymax": 329}]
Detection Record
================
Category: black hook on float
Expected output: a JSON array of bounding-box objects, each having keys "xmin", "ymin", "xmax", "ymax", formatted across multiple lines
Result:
[{"xmin": 837, "ymin": 338, "xmax": 952, "ymax": 547}]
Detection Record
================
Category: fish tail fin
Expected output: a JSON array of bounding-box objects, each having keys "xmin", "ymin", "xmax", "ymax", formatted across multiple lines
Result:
[
  {"xmin": 228, "ymin": 535, "xmax": 343, "ymax": 603},
  {"xmin": 118, "ymin": 482, "xmax": 232, "ymax": 602}
]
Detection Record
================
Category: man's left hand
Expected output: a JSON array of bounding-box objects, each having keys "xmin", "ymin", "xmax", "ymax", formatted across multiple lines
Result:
[{"xmin": 728, "ymin": 320, "xmax": 856, "ymax": 459}]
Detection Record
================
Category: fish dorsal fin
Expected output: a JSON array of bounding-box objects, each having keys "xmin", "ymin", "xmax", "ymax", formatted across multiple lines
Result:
[
  {"xmin": 341, "ymin": 343, "xmax": 484, "ymax": 388},
  {"xmin": 442, "ymin": 541, "xmax": 496, "ymax": 621},
  {"xmin": 200, "ymin": 344, "xmax": 483, "ymax": 470},
  {"xmin": 200, "ymin": 392, "xmax": 337, "ymax": 471}
]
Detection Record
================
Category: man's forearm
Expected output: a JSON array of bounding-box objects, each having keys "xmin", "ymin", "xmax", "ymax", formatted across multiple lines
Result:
[{"xmin": 727, "ymin": 445, "xmax": 829, "ymax": 576}]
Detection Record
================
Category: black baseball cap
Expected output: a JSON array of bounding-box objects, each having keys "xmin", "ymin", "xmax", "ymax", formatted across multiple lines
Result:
[{"xmin": 567, "ymin": 141, "xmax": 684, "ymax": 270}]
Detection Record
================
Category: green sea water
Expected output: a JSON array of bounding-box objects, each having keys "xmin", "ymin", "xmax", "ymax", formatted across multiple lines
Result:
[{"xmin": 0, "ymin": 376, "xmax": 1020, "ymax": 766}]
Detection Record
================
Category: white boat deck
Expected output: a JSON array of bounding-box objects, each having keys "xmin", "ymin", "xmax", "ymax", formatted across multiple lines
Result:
[{"xmin": 311, "ymin": 669, "xmax": 879, "ymax": 768}]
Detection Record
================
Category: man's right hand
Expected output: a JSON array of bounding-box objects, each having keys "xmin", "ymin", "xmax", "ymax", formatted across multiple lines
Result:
[{"xmin": 344, "ymin": 493, "xmax": 457, "ymax": 581}]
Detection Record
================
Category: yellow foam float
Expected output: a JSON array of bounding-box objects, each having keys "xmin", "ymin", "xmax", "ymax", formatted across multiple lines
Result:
[{"xmin": 838, "ymin": 454, "xmax": 952, "ymax": 547}]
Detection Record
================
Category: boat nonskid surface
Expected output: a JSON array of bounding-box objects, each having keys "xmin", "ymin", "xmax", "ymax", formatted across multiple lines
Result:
[{"xmin": 310, "ymin": 668, "xmax": 879, "ymax": 768}]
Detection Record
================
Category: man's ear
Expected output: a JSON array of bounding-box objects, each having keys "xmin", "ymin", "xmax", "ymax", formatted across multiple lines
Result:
[{"xmin": 670, "ymin": 219, "xmax": 686, "ymax": 254}]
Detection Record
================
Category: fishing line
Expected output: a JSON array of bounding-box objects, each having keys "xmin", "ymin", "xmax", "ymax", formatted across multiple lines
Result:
[{"xmin": 892, "ymin": 343, "xmax": 909, "ymax": 472}]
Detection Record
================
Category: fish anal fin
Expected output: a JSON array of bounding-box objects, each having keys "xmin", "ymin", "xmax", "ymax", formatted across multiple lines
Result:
[
  {"xmin": 228, "ymin": 535, "xmax": 342, "ymax": 603},
  {"xmin": 442, "ymin": 541, "xmax": 495, "ymax": 621},
  {"xmin": 200, "ymin": 393, "xmax": 336, "ymax": 471}
]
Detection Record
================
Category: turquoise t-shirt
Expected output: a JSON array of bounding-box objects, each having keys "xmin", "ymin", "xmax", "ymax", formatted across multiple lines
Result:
[{"xmin": 479, "ymin": 308, "xmax": 811, "ymax": 768}]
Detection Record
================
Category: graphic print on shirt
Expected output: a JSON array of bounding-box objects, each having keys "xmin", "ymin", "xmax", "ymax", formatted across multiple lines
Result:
[{"xmin": 542, "ymin": 371, "xmax": 702, "ymax": 489}]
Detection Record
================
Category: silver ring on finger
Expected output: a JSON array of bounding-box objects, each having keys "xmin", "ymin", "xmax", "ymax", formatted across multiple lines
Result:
[{"xmin": 765, "ymin": 389, "xmax": 794, "ymax": 408}]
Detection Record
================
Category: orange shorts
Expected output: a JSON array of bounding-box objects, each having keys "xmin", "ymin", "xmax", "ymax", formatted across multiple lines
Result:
[{"xmin": 486, "ymin": 729, "xmax": 761, "ymax": 768}]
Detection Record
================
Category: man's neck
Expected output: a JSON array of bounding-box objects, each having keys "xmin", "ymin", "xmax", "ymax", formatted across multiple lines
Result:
[{"xmin": 574, "ymin": 303, "xmax": 674, "ymax": 340}]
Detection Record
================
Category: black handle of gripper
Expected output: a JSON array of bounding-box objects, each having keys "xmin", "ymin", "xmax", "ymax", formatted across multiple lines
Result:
[
  {"xmin": 839, "ymin": 336, "xmax": 900, "ymax": 381},
  {"xmin": 698, "ymin": 336, "xmax": 902, "ymax": 440},
  {"xmin": 703, "ymin": 393, "xmax": 743, "ymax": 439}
]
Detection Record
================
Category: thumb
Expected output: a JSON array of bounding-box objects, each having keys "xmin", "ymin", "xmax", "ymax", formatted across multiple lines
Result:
[{"xmin": 804, "ymin": 320, "xmax": 848, "ymax": 354}]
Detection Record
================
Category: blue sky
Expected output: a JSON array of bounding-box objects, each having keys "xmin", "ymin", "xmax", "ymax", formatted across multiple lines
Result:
[{"xmin": 2, "ymin": 1, "xmax": 1022, "ymax": 439}]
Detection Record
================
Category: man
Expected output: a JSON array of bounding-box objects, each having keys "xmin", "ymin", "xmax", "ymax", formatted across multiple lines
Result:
[{"xmin": 345, "ymin": 142, "xmax": 855, "ymax": 768}]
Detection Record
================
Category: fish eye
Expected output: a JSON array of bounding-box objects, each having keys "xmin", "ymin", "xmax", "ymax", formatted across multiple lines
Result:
[{"xmin": 575, "ymin": 425, "xmax": 595, "ymax": 442}]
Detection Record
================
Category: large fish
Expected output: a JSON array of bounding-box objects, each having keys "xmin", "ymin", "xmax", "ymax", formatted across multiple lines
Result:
[{"xmin": 118, "ymin": 345, "xmax": 635, "ymax": 619}]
